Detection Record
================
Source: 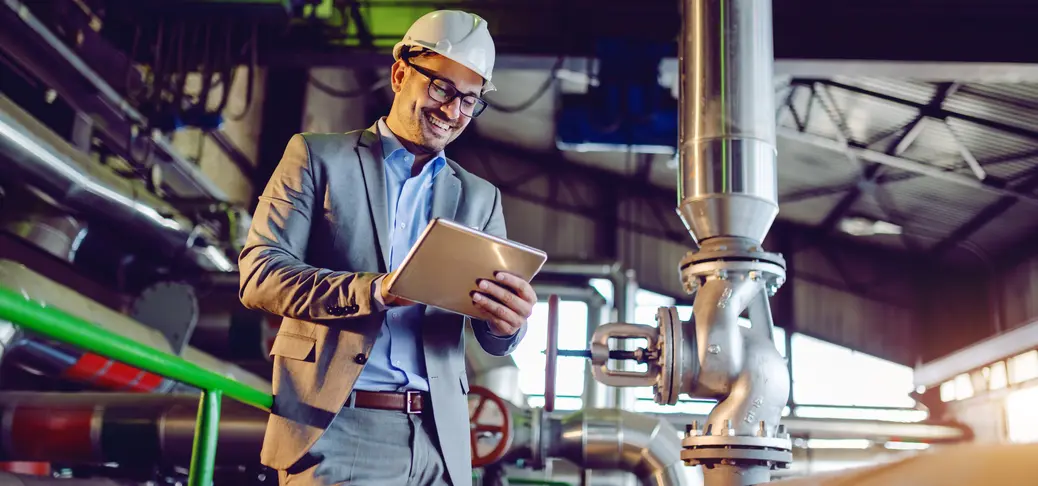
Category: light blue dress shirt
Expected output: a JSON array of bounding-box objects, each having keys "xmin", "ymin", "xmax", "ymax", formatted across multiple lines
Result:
[{"xmin": 353, "ymin": 119, "xmax": 446, "ymax": 393}]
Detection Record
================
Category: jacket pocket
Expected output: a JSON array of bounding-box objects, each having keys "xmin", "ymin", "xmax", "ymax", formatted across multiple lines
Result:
[{"xmin": 269, "ymin": 333, "xmax": 316, "ymax": 362}]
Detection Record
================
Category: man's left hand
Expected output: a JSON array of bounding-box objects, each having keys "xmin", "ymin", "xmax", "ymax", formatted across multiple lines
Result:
[{"xmin": 472, "ymin": 272, "xmax": 538, "ymax": 337}]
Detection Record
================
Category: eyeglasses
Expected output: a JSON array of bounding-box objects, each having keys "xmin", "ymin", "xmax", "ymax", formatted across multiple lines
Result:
[{"xmin": 405, "ymin": 58, "xmax": 488, "ymax": 118}]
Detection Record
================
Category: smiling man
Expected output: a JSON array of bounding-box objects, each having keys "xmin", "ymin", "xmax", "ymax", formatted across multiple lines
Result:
[{"xmin": 238, "ymin": 10, "xmax": 537, "ymax": 486}]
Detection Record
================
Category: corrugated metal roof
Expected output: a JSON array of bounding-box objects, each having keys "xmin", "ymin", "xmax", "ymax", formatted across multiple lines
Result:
[
  {"xmin": 822, "ymin": 85, "xmax": 922, "ymax": 145},
  {"xmin": 944, "ymin": 84, "xmax": 1038, "ymax": 135},
  {"xmin": 867, "ymin": 176, "xmax": 1004, "ymax": 238},
  {"xmin": 831, "ymin": 77, "xmax": 938, "ymax": 106}
]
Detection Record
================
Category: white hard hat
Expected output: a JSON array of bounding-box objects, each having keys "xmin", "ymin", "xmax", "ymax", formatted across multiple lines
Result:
[{"xmin": 393, "ymin": 10, "xmax": 497, "ymax": 93}]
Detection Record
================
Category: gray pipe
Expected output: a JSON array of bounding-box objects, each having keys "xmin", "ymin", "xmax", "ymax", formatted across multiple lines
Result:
[
  {"xmin": 677, "ymin": 0, "xmax": 778, "ymax": 246},
  {"xmin": 0, "ymin": 94, "xmax": 232, "ymax": 272},
  {"xmin": 539, "ymin": 261, "xmax": 637, "ymax": 323}
]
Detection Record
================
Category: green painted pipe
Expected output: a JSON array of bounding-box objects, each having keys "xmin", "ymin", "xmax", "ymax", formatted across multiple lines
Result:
[
  {"xmin": 471, "ymin": 475, "xmax": 572, "ymax": 486},
  {"xmin": 0, "ymin": 286, "xmax": 272, "ymax": 410},
  {"xmin": 188, "ymin": 390, "xmax": 222, "ymax": 486},
  {"xmin": 504, "ymin": 480, "xmax": 573, "ymax": 486}
]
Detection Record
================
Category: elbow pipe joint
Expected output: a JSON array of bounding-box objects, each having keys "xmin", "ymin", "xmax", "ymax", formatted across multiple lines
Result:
[{"xmin": 549, "ymin": 408, "xmax": 691, "ymax": 486}]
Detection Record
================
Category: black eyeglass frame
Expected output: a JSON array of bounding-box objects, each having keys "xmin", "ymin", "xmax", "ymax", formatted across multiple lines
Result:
[{"xmin": 402, "ymin": 55, "xmax": 489, "ymax": 118}]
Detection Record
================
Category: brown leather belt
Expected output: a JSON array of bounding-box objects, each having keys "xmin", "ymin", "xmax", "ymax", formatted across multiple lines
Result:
[{"xmin": 351, "ymin": 390, "xmax": 426, "ymax": 414}]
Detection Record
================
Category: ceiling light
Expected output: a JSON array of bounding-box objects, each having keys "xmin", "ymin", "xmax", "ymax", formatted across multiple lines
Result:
[{"xmin": 838, "ymin": 217, "xmax": 902, "ymax": 236}]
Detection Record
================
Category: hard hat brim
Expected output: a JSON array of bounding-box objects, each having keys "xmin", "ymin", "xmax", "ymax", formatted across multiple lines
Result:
[{"xmin": 393, "ymin": 41, "xmax": 496, "ymax": 94}]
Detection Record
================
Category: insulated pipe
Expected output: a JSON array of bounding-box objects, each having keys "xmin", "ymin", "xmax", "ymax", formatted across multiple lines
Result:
[
  {"xmin": 0, "ymin": 95, "xmax": 233, "ymax": 273},
  {"xmin": 549, "ymin": 409, "xmax": 688, "ymax": 486},
  {"xmin": 499, "ymin": 407, "xmax": 691, "ymax": 486},
  {"xmin": 0, "ymin": 392, "xmax": 266, "ymax": 466},
  {"xmin": 0, "ymin": 473, "xmax": 122, "ymax": 485},
  {"xmin": 4, "ymin": 335, "xmax": 177, "ymax": 393},
  {"xmin": 677, "ymin": 0, "xmax": 778, "ymax": 245}
]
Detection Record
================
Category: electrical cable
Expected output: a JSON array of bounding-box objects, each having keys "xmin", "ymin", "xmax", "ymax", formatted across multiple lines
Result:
[{"xmin": 484, "ymin": 56, "xmax": 565, "ymax": 113}]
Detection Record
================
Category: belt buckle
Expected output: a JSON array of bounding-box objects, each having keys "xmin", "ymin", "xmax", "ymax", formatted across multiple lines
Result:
[{"xmin": 405, "ymin": 390, "xmax": 420, "ymax": 414}]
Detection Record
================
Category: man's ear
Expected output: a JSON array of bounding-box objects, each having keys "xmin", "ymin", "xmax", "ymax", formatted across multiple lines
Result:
[{"xmin": 390, "ymin": 59, "xmax": 407, "ymax": 93}]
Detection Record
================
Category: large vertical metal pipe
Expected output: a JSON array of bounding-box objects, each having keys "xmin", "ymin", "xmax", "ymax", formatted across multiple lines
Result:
[
  {"xmin": 675, "ymin": 1, "xmax": 789, "ymax": 485},
  {"xmin": 678, "ymin": 0, "xmax": 778, "ymax": 247}
]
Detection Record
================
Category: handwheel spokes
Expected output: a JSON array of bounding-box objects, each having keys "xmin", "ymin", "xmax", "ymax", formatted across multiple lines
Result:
[
  {"xmin": 466, "ymin": 385, "xmax": 514, "ymax": 467},
  {"xmin": 474, "ymin": 424, "xmax": 506, "ymax": 434},
  {"xmin": 471, "ymin": 395, "xmax": 488, "ymax": 420}
]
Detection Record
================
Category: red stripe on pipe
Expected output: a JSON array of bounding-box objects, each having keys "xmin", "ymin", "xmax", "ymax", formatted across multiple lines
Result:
[
  {"xmin": 93, "ymin": 361, "xmax": 141, "ymax": 390},
  {"xmin": 63, "ymin": 353, "xmax": 107, "ymax": 381},
  {"xmin": 64, "ymin": 353, "xmax": 165, "ymax": 392},
  {"xmin": 10, "ymin": 408, "xmax": 94, "ymax": 461},
  {"xmin": 0, "ymin": 462, "xmax": 51, "ymax": 476},
  {"xmin": 133, "ymin": 371, "xmax": 164, "ymax": 392}
]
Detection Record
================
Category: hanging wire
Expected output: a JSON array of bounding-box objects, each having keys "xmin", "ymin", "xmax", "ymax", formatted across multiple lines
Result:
[{"xmin": 484, "ymin": 56, "xmax": 565, "ymax": 113}]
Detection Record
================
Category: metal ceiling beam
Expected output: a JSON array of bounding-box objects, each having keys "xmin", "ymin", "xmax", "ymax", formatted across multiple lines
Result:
[
  {"xmin": 797, "ymin": 78, "xmax": 1038, "ymax": 144},
  {"xmin": 816, "ymin": 83, "xmax": 959, "ymax": 236},
  {"xmin": 778, "ymin": 129, "xmax": 1038, "ymax": 208}
]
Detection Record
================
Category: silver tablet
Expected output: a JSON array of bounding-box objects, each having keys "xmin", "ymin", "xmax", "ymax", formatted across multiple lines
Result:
[{"xmin": 383, "ymin": 218, "xmax": 548, "ymax": 320}]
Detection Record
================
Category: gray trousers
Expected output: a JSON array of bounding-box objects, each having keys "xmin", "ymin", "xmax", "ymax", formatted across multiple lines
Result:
[{"xmin": 279, "ymin": 404, "xmax": 452, "ymax": 486}]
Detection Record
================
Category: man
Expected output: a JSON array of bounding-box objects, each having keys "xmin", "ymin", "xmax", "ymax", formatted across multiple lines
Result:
[{"xmin": 238, "ymin": 10, "xmax": 536, "ymax": 486}]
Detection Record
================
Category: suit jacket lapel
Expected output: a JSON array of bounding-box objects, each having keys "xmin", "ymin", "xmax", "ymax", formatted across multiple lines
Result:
[
  {"xmin": 430, "ymin": 161, "xmax": 461, "ymax": 222},
  {"xmin": 356, "ymin": 124, "xmax": 391, "ymax": 271}
]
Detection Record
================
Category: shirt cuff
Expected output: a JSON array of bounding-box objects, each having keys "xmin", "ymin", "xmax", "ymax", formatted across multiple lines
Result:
[
  {"xmin": 371, "ymin": 274, "xmax": 389, "ymax": 312},
  {"xmin": 480, "ymin": 319, "xmax": 519, "ymax": 340}
]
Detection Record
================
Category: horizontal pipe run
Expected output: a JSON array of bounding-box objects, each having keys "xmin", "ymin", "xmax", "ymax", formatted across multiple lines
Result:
[{"xmin": 0, "ymin": 392, "xmax": 266, "ymax": 466}]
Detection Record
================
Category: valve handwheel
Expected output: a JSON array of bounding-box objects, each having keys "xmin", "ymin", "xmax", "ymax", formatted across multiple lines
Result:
[
  {"xmin": 544, "ymin": 294, "xmax": 560, "ymax": 413},
  {"xmin": 468, "ymin": 385, "xmax": 513, "ymax": 468}
]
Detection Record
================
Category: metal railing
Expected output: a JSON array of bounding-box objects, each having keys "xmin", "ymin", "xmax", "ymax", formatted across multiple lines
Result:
[{"xmin": 0, "ymin": 285, "xmax": 273, "ymax": 486}]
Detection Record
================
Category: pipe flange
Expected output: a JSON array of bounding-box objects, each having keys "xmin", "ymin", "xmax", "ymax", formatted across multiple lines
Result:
[
  {"xmin": 682, "ymin": 435, "xmax": 792, "ymax": 450},
  {"xmin": 680, "ymin": 246, "xmax": 786, "ymax": 270},
  {"xmin": 681, "ymin": 434, "xmax": 792, "ymax": 470},
  {"xmin": 654, "ymin": 306, "xmax": 682, "ymax": 405},
  {"xmin": 680, "ymin": 447, "xmax": 793, "ymax": 469},
  {"xmin": 681, "ymin": 260, "xmax": 786, "ymax": 296},
  {"xmin": 528, "ymin": 407, "xmax": 552, "ymax": 470}
]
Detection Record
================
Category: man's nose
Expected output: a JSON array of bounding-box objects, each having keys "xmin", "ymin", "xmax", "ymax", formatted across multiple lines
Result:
[{"xmin": 440, "ymin": 97, "xmax": 462, "ymax": 120}]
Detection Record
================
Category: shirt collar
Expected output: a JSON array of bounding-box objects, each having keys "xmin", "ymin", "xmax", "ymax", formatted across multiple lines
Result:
[{"xmin": 377, "ymin": 118, "xmax": 446, "ymax": 178}]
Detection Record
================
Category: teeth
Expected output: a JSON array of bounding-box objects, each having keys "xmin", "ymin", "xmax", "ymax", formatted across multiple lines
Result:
[{"xmin": 427, "ymin": 114, "xmax": 451, "ymax": 132}]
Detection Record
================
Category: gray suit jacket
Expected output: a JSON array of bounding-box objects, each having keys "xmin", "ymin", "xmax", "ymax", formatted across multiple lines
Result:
[{"xmin": 238, "ymin": 122, "xmax": 525, "ymax": 485}]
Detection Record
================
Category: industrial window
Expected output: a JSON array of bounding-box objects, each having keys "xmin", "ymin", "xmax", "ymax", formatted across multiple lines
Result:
[
  {"xmin": 937, "ymin": 350, "xmax": 1037, "ymax": 404},
  {"xmin": 512, "ymin": 299, "xmax": 589, "ymax": 411},
  {"xmin": 1008, "ymin": 350, "xmax": 1038, "ymax": 385},
  {"xmin": 791, "ymin": 333, "xmax": 917, "ymax": 411},
  {"xmin": 1006, "ymin": 385, "xmax": 1038, "ymax": 444}
]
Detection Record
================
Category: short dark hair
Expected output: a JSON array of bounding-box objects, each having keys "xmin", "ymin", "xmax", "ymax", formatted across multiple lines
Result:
[
  {"xmin": 401, "ymin": 47, "xmax": 488, "ymax": 93},
  {"xmin": 402, "ymin": 47, "xmax": 439, "ymax": 61}
]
